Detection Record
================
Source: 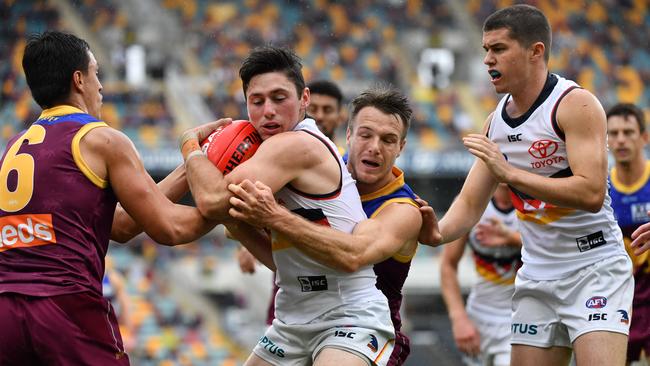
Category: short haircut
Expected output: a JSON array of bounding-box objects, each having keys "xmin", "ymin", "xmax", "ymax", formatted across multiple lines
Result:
[
  {"xmin": 348, "ymin": 84, "xmax": 412, "ymax": 140},
  {"xmin": 307, "ymin": 80, "xmax": 343, "ymax": 108},
  {"xmin": 607, "ymin": 103, "xmax": 646, "ymax": 134},
  {"xmin": 483, "ymin": 4, "xmax": 552, "ymax": 62},
  {"xmin": 22, "ymin": 31, "xmax": 91, "ymax": 109},
  {"xmin": 239, "ymin": 45, "xmax": 305, "ymax": 99}
]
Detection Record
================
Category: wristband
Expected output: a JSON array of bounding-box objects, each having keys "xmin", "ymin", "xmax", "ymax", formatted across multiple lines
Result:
[{"xmin": 181, "ymin": 139, "xmax": 201, "ymax": 160}]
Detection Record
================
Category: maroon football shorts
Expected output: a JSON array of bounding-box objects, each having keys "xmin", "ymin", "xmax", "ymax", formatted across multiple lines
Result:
[
  {"xmin": 628, "ymin": 304, "xmax": 650, "ymax": 362},
  {"xmin": 0, "ymin": 292, "xmax": 129, "ymax": 365}
]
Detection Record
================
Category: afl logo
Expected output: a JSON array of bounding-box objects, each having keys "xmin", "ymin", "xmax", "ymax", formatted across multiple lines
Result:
[
  {"xmin": 528, "ymin": 140, "xmax": 558, "ymax": 159},
  {"xmin": 586, "ymin": 296, "xmax": 607, "ymax": 309}
]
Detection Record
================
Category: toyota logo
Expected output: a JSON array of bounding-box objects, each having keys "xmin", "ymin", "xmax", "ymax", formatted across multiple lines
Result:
[{"xmin": 528, "ymin": 140, "xmax": 558, "ymax": 159}]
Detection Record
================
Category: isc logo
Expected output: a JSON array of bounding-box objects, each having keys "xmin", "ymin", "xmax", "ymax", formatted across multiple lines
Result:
[
  {"xmin": 586, "ymin": 296, "xmax": 607, "ymax": 309},
  {"xmin": 588, "ymin": 313, "xmax": 607, "ymax": 321},
  {"xmin": 0, "ymin": 214, "xmax": 56, "ymax": 251}
]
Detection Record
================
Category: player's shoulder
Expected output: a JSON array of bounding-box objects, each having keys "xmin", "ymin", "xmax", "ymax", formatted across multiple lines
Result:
[
  {"xmin": 82, "ymin": 125, "xmax": 137, "ymax": 156},
  {"xmin": 261, "ymin": 130, "xmax": 331, "ymax": 162},
  {"xmin": 556, "ymin": 87, "xmax": 605, "ymax": 123}
]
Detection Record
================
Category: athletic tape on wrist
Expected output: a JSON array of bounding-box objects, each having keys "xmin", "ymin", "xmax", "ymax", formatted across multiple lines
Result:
[
  {"xmin": 184, "ymin": 149, "xmax": 204, "ymax": 162},
  {"xmin": 181, "ymin": 139, "xmax": 201, "ymax": 160}
]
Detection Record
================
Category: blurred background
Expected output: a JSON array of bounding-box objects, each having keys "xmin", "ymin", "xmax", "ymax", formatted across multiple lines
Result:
[{"xmin": 1, "ymin": 0, "xmax": 648, "ymax": 364}]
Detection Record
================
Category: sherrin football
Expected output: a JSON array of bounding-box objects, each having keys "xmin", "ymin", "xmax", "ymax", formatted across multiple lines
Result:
[{"xmin": 200, "ymin": 120, "xmax": 262, "ymax": 174}]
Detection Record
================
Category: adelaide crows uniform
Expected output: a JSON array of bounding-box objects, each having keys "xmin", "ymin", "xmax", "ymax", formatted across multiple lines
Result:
[
  {"xmin": 0, "ymin": 105, "xmax": 128, "ymax": 364},
  {"xmin": 487, "ymin": 74, "xmax": 632, "ymax": 348},
  {"xmin": 465, "ymin": 199, "xmax": 520, "ymax": 365},
  {"xmin": 252, "ymin": 119, "xmax": 394, "ymax": 366}
]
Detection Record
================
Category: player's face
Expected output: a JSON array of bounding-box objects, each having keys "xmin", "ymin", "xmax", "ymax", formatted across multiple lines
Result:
[
  {"xmin": 83, "ymin": 51, "xmax": 103, "ymax": 119},
  {"xmin": 346, "ymin": 106, "xmax": 406, "ymax": 194},
  {"xmin": 607, "ymin": 115, "xmax": 648, "ymax": 165},
  {"xmin": 246, "ymin": 72, "xmax": 309, "ymax": 140},
  {"xmin": 307, "ymin": 94, "xmax": 341, "ymax": 140},
  {"xmin": 482, "ymin": 28, "xmax": 530, "ymax": 94}
]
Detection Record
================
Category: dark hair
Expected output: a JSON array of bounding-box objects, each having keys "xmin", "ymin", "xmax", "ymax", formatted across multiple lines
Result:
[
  {"xmin": 22, "ymin": 31, "xmax": 91, "ymax": 108},
  {"xmin": 239, "ymin": 45, "xmax": 305, "ymax": 98},
  {"xmin": 483, "ymin": 4, "xmax": 551, "ymax": 62},
  {"xmin": 348, "ymin": 84, "xmax": 412, "ymax": 140},
  {"xmin": 607, "ymin": 103, "xmax": 646, "ymax": 134},
  {"xmin": 307, "ymin": 80, "xmax": 343, "ymax": 108}
]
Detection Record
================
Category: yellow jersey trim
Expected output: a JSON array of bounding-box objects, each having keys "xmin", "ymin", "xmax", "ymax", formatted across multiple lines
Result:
[
  {"xmin": 610, "ymin": 161, "xmax": 650, "ymax": 195},
  {"xmin": 39, "ymin": 105, "xmax": 86, "ymax": 119},
  {"xmin": 360, "ymin": 166, "xmax": 406, "ymax": 201},
  {"xmin": 72, "ymin": 122, "xmax": 110, "ymax": 188}
]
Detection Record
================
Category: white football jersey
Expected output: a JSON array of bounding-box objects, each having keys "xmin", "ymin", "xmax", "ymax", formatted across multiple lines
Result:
[
  {"xmin": 466, "ymin": 199, "xmax": 520, "ymax": 323},
  {"xmin": 272, "ymin": 118, "xmax": 386, "ymax": 324},
  {"xmin": 487, "ymin": 74, "xmax": 626, "ymax": 280}
]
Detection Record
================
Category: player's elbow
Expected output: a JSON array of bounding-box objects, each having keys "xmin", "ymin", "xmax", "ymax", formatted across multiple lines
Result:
[
  {"xmin": 194, "ymin": 194, "xmax": 227, "ymax": 221},
  {"xmin": 581, "ymin": 188, "xmax": 605, "ymax": 213}
]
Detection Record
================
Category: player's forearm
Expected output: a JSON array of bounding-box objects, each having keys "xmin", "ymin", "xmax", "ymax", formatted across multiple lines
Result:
[
  {"xmin": 157, "ymin": 163, "xmax": 190, "ymax": 202},
  {"xmin": 226, "ymin": 221, "xmax": 275, "ymax": 271},
  {"xmin": 506, "ymin": 168, "xmax": 605, "ymax": 212},
  {"xmin": 440, "ymin": 264, "xmax": 468, "ymax": 321},
  {"xmin": 185, "ymin": 155, "xmax": 231, "ymax": 221},
  {"xmin": 267, "ymin": 209, "xmax": 368, "ymax": 273},
  {"xmin": 111, "ymin": 165, "xmax": 192, "ymax": 243}
]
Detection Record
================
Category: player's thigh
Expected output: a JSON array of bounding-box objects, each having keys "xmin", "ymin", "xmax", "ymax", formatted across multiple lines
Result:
[
  {"xmin": 244, "ymin": 352, "xmax": 275, "ymax": 366},
  {"xmin": 0, "ymin": 295, "xmax": 39, "ymax": 365},
  {"xmin": 314, "ymin": 346, "xmax": 371, "ymax": 366},
  {"xmin": 511, "ymin": 344, "xmax": 572, "ymax": 366},
  {"xmin": 32, "ymin": 292, "xmax": 129, "ymax": 365},
  {"xmin": 573, "ymin": 331, "xmax": 627, "ymax": 366}
]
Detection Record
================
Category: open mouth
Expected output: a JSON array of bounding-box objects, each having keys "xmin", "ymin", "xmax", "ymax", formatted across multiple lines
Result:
[
  {"xmin": 361, "ymin": 159, "xmax": 380, "ymax": 168},
  {"xmin": 489, "ymin": 70, "xmax": 502, "ymax": 81}
]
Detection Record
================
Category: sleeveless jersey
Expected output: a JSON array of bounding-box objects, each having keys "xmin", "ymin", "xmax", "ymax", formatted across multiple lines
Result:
[
  {"xmin": 361, "ymin": 166, "xmax": 419, "ymax": 366},
  {"xmin": 272, "ymin": 118, "xmax": 386, "ymax": 325},
  {"xmin": 609, "ymin": 161, "xmax": 650, "ymax": 305},
  {"xmin": 487, "ymin": 74, "xmax": 626, "ymax": 280},
  {"xmin": 0, "ymin": 105, "xmax": 117, "ymax": 297},
  {"xmin": 465, "ymin": 199, "xmax": 520, "ymax": 323}
]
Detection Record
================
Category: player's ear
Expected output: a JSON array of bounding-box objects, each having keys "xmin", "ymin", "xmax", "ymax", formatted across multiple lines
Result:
[
  {"xmin": 530, "ymin": 41, "xmax": 545, "ymax": 62},
  {"xmin": 300, "ymin": 87, "xmax": 310, "ymax": 109},
  {"xmin": 71, "ymin": 70, "xmax": 84, "ymax": 92}
]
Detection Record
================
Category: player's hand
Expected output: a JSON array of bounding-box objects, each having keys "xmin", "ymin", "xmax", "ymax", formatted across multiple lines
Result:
[
  {"xmin": 236, "ymin": 246, "xmax": 257, "ymax": 274},
  {"xmin": 475, "ymin": 217, "xmax": 512, "ymax": 247},
  {"xmin": 463, "ymin": 134, "xmax": 511, "ymax": 182},
  {"xmin": 179, "ymin": 118, "xmax": 232, "ymax": 153},
  {"xmin": 228, "ymin": 179, "xmax": 286, "ymax": 228},
  {"xmin": 630, "ymin": 212, "xmax": 650, "ymax": 256},
  {"xmin": 415, "ymin": 197, "xmax": 442, "ymax": 246},
  {"xmin": 451, "ymin": 315, "xmax": 481, "ymax": 357}
]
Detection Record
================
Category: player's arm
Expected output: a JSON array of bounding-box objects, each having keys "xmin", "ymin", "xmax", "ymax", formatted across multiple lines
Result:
[
  {"xmin": 185, "ymin": 131, "xmax": 334, "ymax": 221},
  {"xmin": 85, "ymin": 127, "xmax": 217, "ymax": 245},
  {"xmin": 225, "ymin": 221, "xmax": 276, "ymax": 271},
  {"xmin": 228, "ymin": 180, "xmax": 422, "ymax": 273},
  {"xmin": 111, "ymin": 163, "xmax": 189, "ymax": 242},
  {"xmin": 463, "ymin": 89, "xmax": 608, "ymax": 212},
  {"xmin": 108, "ymin": 270, "xmax": 131, "ymax": 328},
  {"xmin": 440, "ymin": 234, "xmax": 481, "ymax": 356},
  {"xmin": 438, "ymin": 114, "xmax": 499, "ymax": 244}
]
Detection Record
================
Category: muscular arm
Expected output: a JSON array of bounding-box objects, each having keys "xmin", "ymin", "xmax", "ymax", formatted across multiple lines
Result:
[
  {"xmin": 185, "ymin": 132, "xmax": 338, "ymax": 221},
  {"xmin": 464, "ymin": 89, "xmax": 608, "ymax": 212},
  {"xmin": 228, "ymin": 180, "xmax": 422, "ymax": 273},
  {"xmin": 85, "ymin": 127, "xmax": 217, "ymax": 245},
  {"xmin": 111, "ymin": 163, "xmax": 189, "ymax": 242},
  {"xmin": 440, "ymin": 234, "xmax": 481, "ymax": 356}
]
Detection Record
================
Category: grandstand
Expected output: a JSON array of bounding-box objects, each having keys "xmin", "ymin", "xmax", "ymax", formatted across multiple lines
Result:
[{"xmin": 1, "ymin": 0, "xmax": 649, "ymax": 365}]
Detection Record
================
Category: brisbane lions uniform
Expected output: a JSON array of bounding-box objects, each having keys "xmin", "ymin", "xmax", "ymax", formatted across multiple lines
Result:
[
  {"xmin": 487, "ymin": 74, "xmax": 632, "ymax": 348},
  {"xmin": 252, "ymin": 119, "xmax": 395, "ymax": 366},
  {"xmin": 361, "ymin": 166, "xmax": 418, "ymax": 366},
  {"xmin": 465, "ymin": 199, "xmax": 520, "ymax": 365},
  {"xmin": 0, "ymin": 106, "xmax": 128, "ymax": 364},
  {"xmin": 609, "ymin": 161, "xmax": 650, "ymax": 360}
]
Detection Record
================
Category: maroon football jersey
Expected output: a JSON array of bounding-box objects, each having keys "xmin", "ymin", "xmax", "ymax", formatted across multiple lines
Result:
[{"xmin": 0, "ymin": 106, "xmax": 117, "ymax": 297}]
